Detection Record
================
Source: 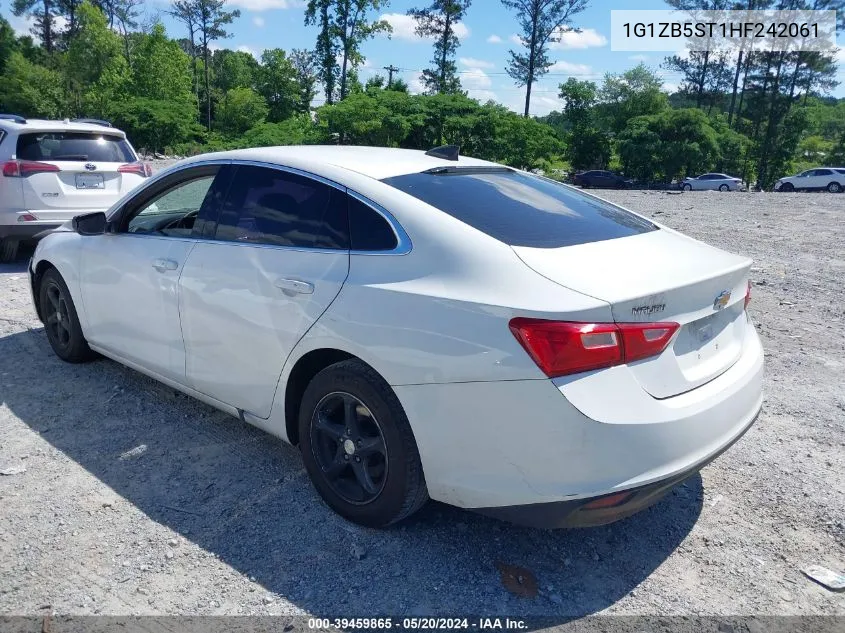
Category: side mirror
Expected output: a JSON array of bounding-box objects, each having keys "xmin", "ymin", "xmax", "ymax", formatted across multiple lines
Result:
[{"xmin": 72, "ymin": 211, "xmax": 107, "ymax": 236}]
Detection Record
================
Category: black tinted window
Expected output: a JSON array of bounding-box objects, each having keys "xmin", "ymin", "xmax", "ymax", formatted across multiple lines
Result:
[
  {"xmin": 382, "ymin": 169, "xmax": 656, "ymax": 248},
  {"xmin": 815, "ymin": 169, "xmax": 832, "ymax": 176},
  {"xmin": 17, "ymin": 132, "xmax": 135, "ymax": 162},
  {"xmin": 349, "ymin": 197, "xmax": 398, "ymax": 251},
  {"xmin": 216, "ymin": 166, "xmax": 348, "ymax": 249}
]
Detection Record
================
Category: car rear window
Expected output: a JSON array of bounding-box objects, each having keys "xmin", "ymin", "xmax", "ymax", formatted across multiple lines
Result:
[
  {"xmin": 382, "ymin": 168, "xmax": 657, "ymax": 248},
  {"xmin": 16, "ymin": 132, "xmax": 135, "ymax": 163}
]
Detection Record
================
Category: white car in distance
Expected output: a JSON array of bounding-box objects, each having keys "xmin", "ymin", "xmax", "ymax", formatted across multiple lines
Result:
[
  {"xmin": 774, "ymin": 167, "xmax": 845, "ymax": 193},
  {"xmin": 0, "ymin": 114, "xmax": 150, "ymax": 262},
  {"xmin": 682, "ymin": 173, "xmax": 746, "ymax": 191},
  {"xmin": 29, "ymin": 145, "xmax": 764, "ymax": 528}
]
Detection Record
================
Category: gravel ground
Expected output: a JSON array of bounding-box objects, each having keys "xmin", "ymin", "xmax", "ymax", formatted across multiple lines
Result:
[{"xmin": 0, "ymin": 188, "xmax": 844, "ymax": 620}]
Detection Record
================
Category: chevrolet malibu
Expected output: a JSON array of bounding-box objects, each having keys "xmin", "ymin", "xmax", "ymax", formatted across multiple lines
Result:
[{"xmin": 29, "ymin": 146, "xmax": 764, "ymax": 528}]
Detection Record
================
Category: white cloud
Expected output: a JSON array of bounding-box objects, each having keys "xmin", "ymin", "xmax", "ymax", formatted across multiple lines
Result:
[
  {"xmin": 548, "ymin": 60, "xmax": 593, "ymax": 75},
  {"xmin": 460, "ymin": 57, "xmax": 494, "ymax": 69},
  {"xmin": 380, "ymin": 13, "xmax": 469, "ymax": 41},
  {"xmin": 461, "ymin": 67, "xmax": 492, "ymax": 90},
  {"xmin": 487, "ymin": 34, "xmax": 503, "ymax": 44},
  {"xmin": 629, "ymin": 54, "xmax": 649, "ymax": 62},
  {"xmin": 227, "ymin": 0, "xmax": 302, "ymax": 9},
  {"xmin": 409, "ymin": 72, "xmax": 427, "ymax": 94},
  {"xmin": 252, "ymin": 16, "xmax": 266, "ymax": 27},
  {"xmin": 549, "ymin": 27, "xmax": 607, "ymax": 50},
  {"xmin": 510, "ymin": 33, "xmax": 522, "ymax": 45},
  {"xmin": 237, "ymin": 45, "xmax": 260, "ymax": 59},
  {"xmin": 9, "ymin": 13, "xmax": 68, "ymax": 40}
]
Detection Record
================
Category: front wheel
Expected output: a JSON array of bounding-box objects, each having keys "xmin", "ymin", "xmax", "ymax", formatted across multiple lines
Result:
[
  {"xmin": 299, "ymin": 359, "xmax": 428, "ymax": 527},
  {"xmin": 682, "ymin": 183, "xmax": 692, "ymax": 191},
  {"xmin": 827, "ymin": 182, "xmax": 842, "ymax": 193},
  {"xmin": 39, "ymin": 268, "xmax": 96, "ymax": 363},
  {"xmin": 780, "ymin": 182, "xmax": 794, "ymax": 192}
]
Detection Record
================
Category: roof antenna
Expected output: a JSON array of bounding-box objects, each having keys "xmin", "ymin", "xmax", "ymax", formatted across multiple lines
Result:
[{"xmin": 425, "ymin": 145, "xmax": 460, "ymax": 161}]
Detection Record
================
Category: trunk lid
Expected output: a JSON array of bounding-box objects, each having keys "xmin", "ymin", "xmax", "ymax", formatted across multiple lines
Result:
[{"xmin": 512, "ymin": 229, "xmax": 751, "ymax": 398}]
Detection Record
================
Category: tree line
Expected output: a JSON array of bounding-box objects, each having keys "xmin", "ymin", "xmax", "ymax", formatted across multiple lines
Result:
[{"xmin": 1, "ymin": 0, "xmax": 843, "ymax": 188}]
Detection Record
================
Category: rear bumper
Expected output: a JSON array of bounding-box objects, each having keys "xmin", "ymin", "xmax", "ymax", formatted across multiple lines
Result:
[
  {"xmin": 0, "ymin": 222, "xmax": 62, "ymax": 240},
  {"xmin": 394, "ymin": 320, "xmax": 764, "ymax": 522},
  {"xmin": 476, "ymin": 406, "xmax": 758, "ymax": 528}
]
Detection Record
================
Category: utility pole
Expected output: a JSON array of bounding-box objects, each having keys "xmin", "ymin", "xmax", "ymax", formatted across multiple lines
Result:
[{"xmin": 384, "ymin": 64, "xmax": 400, "ymax": 87}]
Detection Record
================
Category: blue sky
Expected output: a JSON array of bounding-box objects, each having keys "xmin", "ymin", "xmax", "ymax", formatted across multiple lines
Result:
[{"xmin": 7, "ymin": 0, "xmax": 845, "ymax": 113}]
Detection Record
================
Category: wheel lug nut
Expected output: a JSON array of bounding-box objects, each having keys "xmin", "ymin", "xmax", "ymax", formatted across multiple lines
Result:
[{"xmin": 355, "ymin": 456, "xmax": 361, "ymax": 463}]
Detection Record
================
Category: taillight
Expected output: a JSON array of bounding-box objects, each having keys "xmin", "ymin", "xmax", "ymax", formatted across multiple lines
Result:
[
  {"xmin": 2, "ymin": 160, "xmax": 60, "ymax": 177},
  {"xmin": 118, "ymin": 162, "xmax": 152, "ymax": 177},
  {"xmin": 509, "ymin": 318, "xmax": 680, "ymax": 378},
  {"xmin": 744, "ymin": 280, "xmax": 752, "ymax": 309}
]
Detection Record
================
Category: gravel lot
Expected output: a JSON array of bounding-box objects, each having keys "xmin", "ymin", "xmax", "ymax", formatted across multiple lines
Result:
[{"xmin": 0, "ymin": 188, "xmax": 843, "ymax": 620}]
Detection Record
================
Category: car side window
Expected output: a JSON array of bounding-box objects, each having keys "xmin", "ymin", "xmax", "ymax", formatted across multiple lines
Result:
[
  {"xmin": 815, "ymin": 169, "xmax": 832, "ymax": 176},
  {"xmin": 349, "ymin": 196, "xmax": 398, "ymax": 251},
  {"xmin": 215, "ymin": 165, "xmax": 349, "ymax": 249},
  {"xmin": 126, "ymin": 176, "xmax": 216, "ymax": 237}
]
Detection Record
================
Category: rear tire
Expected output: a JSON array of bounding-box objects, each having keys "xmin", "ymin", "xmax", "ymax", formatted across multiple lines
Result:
[
  {"xmin": 39, "ymin": 268, "xmax": 96, "ymax": 363},
  {"xmin": 0, "ymin": 239, "xmax": 19, "ymax": 263},
  {"xmin": 299, "ymin": 359, "xmax": 428, "ymax": 527},
  {"xmin": 827, "ymin": 182, "xmax": 842, "ymax": 193}
]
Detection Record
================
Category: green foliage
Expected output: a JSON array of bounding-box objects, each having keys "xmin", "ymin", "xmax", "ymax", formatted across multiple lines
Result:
[
  {"xmin": 558, "ymin": 77, "xmax": 609, "ymax": 169},
  {"xmin": 130, "ymin": 23, "xmax": 194, "ymax": 104},
  {"xmin": 0, "ymin": 15, "xmax": 17, "ymax": 73},
  {"xmin": 66, "ymin": 1, "xmax": 130, "ymax": 116},
  {"xmin": 215, "ymin": 86, "xmax": 269, "ymax": 135},
  {"xmin": 110, "ymin": 97, "xmax": 202, "ymax": 153},
  {"xmin": 258, "ymin": 48, "xmax": 300, "ymax": 122},
  {"xmin": 596, "ymin": 63, "xmax": 668, "ymax": 134},
  {"xmin": 618, "ymin": 108, "xmax": 720, "ymax": 182},
  {"xmin": 0, "ymin": 51, "xmax": 66, "ymax": 117},
  {"xmin": 213, "ymin": 48, "xmax": 259, "ymax": 92}
]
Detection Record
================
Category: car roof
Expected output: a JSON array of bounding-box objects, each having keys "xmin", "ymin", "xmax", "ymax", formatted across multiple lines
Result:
[
  {"xmin": 177, "ymin": 145, "xmax": 500, "ymax": 180},
  {"xmin": 0, "ymin": 118, "xmax": 126, "ymax": 137}
]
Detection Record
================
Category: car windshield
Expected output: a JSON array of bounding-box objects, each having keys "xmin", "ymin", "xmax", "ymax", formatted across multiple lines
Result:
[
  {"xmin": 382, "ymin": 168, "xmax": 657, "ymax": 248},
  {"xmin": 17, "ymin": 132, "xmax": 135, "ymax": 163}
]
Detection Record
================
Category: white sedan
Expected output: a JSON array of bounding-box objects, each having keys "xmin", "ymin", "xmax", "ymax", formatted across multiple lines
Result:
[
  {"xmin": 29, "ymin": 146, "xmax": 764, "ymax": 528},
  {"xmin": 681, "ymin": 173, "xmax": 746, "ymax": 191}
]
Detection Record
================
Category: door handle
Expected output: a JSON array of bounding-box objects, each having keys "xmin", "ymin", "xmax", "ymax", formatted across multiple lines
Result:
[
  {"xmin": 274, "ymin": 278, "xmax": 314, "ymax": 295},
  {"xmin": 152, "ymin": 258, "xmax": 178, "ymax": 272}
]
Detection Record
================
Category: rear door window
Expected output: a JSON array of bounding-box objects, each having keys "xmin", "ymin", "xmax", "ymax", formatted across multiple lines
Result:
[
  {"xmin": 215, "ymin": 165, "xmax": 349, "ymax": 249},
  {"xmin": 349, "ymin": 196, "xmax": 398, "ymax": 251},
  {"xmin": 16, "ymin": 132, "xmax": 135, "ymax": 162},
  {"xmin": 382, "ymin": 168, "xmax": 656, "ymax": 248}
]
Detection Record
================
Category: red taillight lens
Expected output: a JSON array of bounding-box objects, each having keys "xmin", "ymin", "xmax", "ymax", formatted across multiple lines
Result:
[
  {"xmin": 744, "ymin": 281, "xmax": 751, "ymax": 309},
  {"xmin": 2, "ymin": 160, "xmax": 60, "ymax": 177},
  {"xmin": 509, "ymin": 318, "xmax": 680, "ymax": 378},
  {"xmin": 118, "ymin": 162, "xmax": 152, "ymax": 177}
]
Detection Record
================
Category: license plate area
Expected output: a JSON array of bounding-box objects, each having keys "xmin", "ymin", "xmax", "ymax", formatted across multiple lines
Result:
[
  {"xmin": 673, "ymin": 304, "xmax": 745, "ymax": 381},
  {"xmin": 75, "ymin": 173, "xmax": 104, "ymax": 189}
]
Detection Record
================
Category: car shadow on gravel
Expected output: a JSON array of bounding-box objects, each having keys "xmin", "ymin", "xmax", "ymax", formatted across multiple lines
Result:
[{"xmin": 0, "ymin": 327, "xmax": 703, "ymax": 622}]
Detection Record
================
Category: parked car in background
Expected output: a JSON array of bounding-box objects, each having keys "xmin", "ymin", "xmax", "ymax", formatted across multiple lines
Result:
[
  {"xmin": 30, "ymin": 145, "xmax": 763, "ymax": 529},
  {"xmin": 682, "ymin": 173, "xmax": 746, "ymax": 192},
  {"xmin": 573, "ymin": 170, "xmax": 631, "ymax": 189},
  {"xmin": 0, "ymin": 114, "xmax": 150, "ymax": 262},
  {"xmin": 774, "ymin": 167, "xmax": 845, "ymax": 193}
]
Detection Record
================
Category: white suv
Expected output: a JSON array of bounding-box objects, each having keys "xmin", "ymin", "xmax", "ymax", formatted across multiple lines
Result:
[
  {"xmin": 0, "ymin": 115, "xmax": 150, "ymax": 262},
  {"xmin": 774, "ymin": 167, "xmax": 845, "ymax": 193}
]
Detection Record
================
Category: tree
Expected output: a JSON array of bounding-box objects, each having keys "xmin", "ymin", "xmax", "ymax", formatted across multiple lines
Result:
[
  {"xmin": 213, "ymin": 48, "xmax": 259, "ymax": 92},
  {"xmin": 333, "ymin": 0, "xmax": 391, "ymax": 101},
  {"xmin": 558, "ymin": 77, "xmax": 609, "ymax": 169},
  {"xmin": 110, "ymin": 98, "xmax": 201, "ymax": 153},
  {"xmin": 289, "ymin": 48, "xmax": 319, "ymax": 113},
  {"xmin": 0, "ymin": 16, "xmax": 18, "ymax": 73},
  {"xmin": 216, "ymin": 86, "xmax": 269, "ymax": 135},
  {"xmin": 258, "ymin": 48, "xmax": 300, "ymax": 122},
  {"xmin": 0, "ymin": 51, "xmax": 66, "ymax": 117},
  {"xmin": 169, "ymin": 0, "xmax": 200, "ymax": 107},
  {"xmin": 131, "ymin": 23, "xmax": 194, "ymax": 104},
  {"xmin": 408, "ymin": 0, "xmax": 471, "ymax": 95},
  {"xmin": 596, "ymin": 63, "xmax": 667, "ymax": 133},
  {"xmin": 12, "ymin": 0, "xmax": 57, "ymax": 52},
  {"xmin": 501, "ymin": 0, "xmax": 588, "ymax": 117},
  {"xmin": 112, "ymin": 0, "xmax": 142, "ymax": 61},
  {"xmin": 65, "ymin": 1, "xmax": 130, "ymax": 116},
  {"xmin": 305, "ymin": 0, "xmax": 338, "ymax": 104},
  {"xmin": 176, "ymin": 0, "xmax": 241, "ymax": 131}
]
